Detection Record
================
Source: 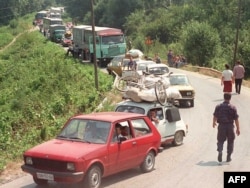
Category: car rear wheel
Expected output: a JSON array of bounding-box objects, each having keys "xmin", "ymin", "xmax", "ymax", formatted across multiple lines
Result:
[
  {"xmin": 172, "ymin": 131, "xmax": 184, "ymax": 146},
  {"xmin": 83, "ymin": 165, "xmax": 102, "ymax": 188},
  {"xmin": 140, "ymin": 151, "xmax": 155, "ymax": 173},
  {"xmin": 33, "ymin": 176, "xmax": 48, "ymax": 185}
]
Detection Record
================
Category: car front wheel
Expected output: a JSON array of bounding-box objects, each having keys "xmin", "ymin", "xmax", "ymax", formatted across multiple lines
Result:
[
  {"xmin": 140, "ymin": 151, "xmax": 155, "ymax": 173},
  {"xmin": 83, "ymin": 165, "xmax": 102, "ymax": 188}
]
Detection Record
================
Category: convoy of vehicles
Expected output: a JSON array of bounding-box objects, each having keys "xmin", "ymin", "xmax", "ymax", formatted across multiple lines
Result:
[{"xmin": 21, "ymin": 112, "xmax": 162, "ymax": 188}]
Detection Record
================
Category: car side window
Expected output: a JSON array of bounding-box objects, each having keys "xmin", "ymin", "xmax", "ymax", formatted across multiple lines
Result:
[
  {"xmin": 147, "ymin": 108, "xmax": 163, "ymax": 120},
  {"xmin": 130, "ymin": 119, "xmax": 151, "ymax": 137},
  {"xmin": 112, "ymin": 121, "xmax": 132, "ymax": 142}
]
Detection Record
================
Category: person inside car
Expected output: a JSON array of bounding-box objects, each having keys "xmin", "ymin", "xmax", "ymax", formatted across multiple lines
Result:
[{"xmin": 149, "ymin": 110, "xmax": 159, "ymax": 125}]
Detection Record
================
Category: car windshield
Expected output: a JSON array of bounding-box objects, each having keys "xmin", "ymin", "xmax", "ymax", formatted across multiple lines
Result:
[
  {"xmin": 137, "ymin": 62, "xmax": 154, "ymax": 71},
  {"xmin": 148, "ymin": 66, "xmax": 169, "ymax": 75},
  {"xmin": 102, "ymin": 35, "xmax": 124, "ymax": 44},
  {"xmin": 57, "ymin": 119, "xmax": 111, "ymax": 144},
  {"xmin": 169, "ymin": 75, "xmax": 189, "ymax": 85},
  {"xmin": 116, "ymin": 105, "xmax": 145, "ymax": 114}
]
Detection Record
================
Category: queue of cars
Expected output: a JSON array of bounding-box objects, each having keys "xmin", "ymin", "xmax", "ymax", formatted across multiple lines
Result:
[
  {"xmin": 21, "ymin": 53, "xmax": 194, "ymax": 188},
  {"xmin": 107, "ymin": 54, "xmax": 195, "ymax": 107}
]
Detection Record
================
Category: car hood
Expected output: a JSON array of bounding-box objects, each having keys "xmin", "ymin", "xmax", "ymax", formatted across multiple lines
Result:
[{"xmin": 24, "ymin": 139, "xmax": 106, "ymax": 160}]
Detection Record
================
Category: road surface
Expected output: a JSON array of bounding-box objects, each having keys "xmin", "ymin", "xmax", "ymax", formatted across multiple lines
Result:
[{"xmin": 1, "ymin": 67, "xmax": 250, "ymax": 188}]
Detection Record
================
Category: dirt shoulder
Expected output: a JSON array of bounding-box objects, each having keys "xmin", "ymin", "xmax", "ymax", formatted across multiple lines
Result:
[{"xmin": 0, "ymin": 161, "xmax": 26, "ymax": 185}]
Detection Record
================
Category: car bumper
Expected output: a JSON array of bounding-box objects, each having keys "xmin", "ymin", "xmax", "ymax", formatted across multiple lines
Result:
[
  {"xmin": 21, "ymin": 164, "xmax": 84, "ymax": 183},
  {"xmin": 174, "ymin": 98, "xmax": 194, "ymax": 106},
  {"xmin": 158, "ymin": 146, "xmax": 164, "ymax": 153}
]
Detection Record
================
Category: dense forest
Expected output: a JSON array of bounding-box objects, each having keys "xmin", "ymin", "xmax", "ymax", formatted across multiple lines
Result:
[{"xmin": 1, "ymin": 0, "xmax": 250, "ymax": 76}]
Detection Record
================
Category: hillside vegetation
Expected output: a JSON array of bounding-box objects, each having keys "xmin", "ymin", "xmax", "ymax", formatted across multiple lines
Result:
[{"xmin": 0, "ymin": 15, "xmax": 114, "ymax": 171}]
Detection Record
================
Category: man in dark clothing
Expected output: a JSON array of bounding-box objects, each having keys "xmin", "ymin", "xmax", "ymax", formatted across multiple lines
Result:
[{"xmin": 212, "ymin": 93, "xmax": 240, "ymax": 163}]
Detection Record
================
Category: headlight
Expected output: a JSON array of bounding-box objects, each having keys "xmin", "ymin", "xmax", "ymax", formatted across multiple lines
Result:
[
  {"xmin": 67, "ymin": 163, "xmax": 75, "ymax": 171},
  {"xmin": 186, "ymin": 91, "xmax": 192, "ymax": 96},
  {"xmin": 25, "ymin": 157, "xmax": 33, "ymax": 165}
]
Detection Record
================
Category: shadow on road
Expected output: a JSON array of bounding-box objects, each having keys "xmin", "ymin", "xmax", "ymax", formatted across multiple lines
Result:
[{"xmin": 196, "ymin": 160, "xmax": 230, "ymax": 167}]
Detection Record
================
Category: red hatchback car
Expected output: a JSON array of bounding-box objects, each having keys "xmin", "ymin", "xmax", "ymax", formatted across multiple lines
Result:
[{"xmin": 21, "ymin": 112, "xmax": 162, "ymax": 188}]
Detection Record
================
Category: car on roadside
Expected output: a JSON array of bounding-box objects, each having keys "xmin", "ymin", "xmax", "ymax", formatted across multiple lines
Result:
[
  {"xmin": 115, "ymin": 100, "xmax": 188, "ymax": 146},
  {"xmin": 107, "ymin": 56, "xmax": 155, "ymax": 77},
  {"xmin": 145, "ymin": 63, "xmax": 170, "ymax": 75},
  {"xmin": 21, "ymin": 112, "xmax": 162, "ymax": 188},
  {"xmin": 136, "ymin": 60, "xmax": 156, "ymax": 75},
  {"xmin": 61, "ymin": 35, "xmax": 73, "ymax": 47},
  {"xmin": 168, "ymin": 73, "xmax": 195, "ymax": 107},
  {"xmin": 106, "ymin": 54, "xmax": 125, "ymax": 76}
]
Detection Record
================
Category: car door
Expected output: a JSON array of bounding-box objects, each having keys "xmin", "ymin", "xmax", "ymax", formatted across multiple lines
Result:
[
  {"xmin": 107, "ymin": 120, "xmax": 138, "ymax": 173},
  {"xmin": 148, "ymin": 107, "xmax": 175, "ymax": 140}
]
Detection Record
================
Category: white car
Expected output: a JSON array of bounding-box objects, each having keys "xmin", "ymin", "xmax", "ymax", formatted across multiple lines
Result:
[
  {"xmin": 145, "ymin": 63, "xmax": 170, "ymax": 75},
  {"xmin": 115, "ymin": 100, "xmax": 188, "ymax": 146},
  {"xmin": 136, "ymin": 60, "xmax": 156, "ymax": 75}
]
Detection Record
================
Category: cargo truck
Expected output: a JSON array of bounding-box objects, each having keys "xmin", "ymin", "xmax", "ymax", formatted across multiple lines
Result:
[
  {"xmin": 72, "ymin": 25, "xmax": 126, "ymax": 67},
  {"xmin": 49, "ymin": 24, "xmax": 66, "ymax": 43},
  {"xmin": 43, "ymin": 17, "xmax": 63, "ymax": 37}
]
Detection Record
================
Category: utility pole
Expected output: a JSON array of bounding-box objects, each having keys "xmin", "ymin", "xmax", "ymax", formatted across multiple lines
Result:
[
  {"xmin": 91, "ymin": 0, "xmax": 98, "ymax": 90},
  {"xmin": 233, "ymin": 0, "xmax": 241, "ymax": 68}
]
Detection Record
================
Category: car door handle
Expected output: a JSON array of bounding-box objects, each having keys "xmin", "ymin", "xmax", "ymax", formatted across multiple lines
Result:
[{"xmin": 132, "ymin": 141, "xmax": 137, "ymax": 145}]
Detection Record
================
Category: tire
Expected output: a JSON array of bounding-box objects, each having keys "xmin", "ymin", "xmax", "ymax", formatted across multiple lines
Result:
[
  {"xmin": 83, "ymin": 165, "xmax": 102, "ymax": 188},
  {"xmin": 190, "ymin": 99, "xmax": 194, "ymax": 107},
  {"xmin": 33, "ymin": 176, "xmax": 48, "ymax": 185},
  {"xmin": 155, "ymin": 81, "xmax": 167, "ymax": 106},
  {"xmin": 115, "ymin": 76, "xmax": 139, "ymax": 92},
  {"xmin": 140, "ymin": 151, "xmax": 155, "ymax": 173},
  {"xmin": 172, "ymin": 131, "xmax": 184, "ymax": 146}
]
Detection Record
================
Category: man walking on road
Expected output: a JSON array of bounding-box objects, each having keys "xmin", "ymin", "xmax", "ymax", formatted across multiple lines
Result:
[
  {"xmin": 212, "ymin": 93, "xmax": 240, "ymax": 163},
  {"xmin": 233, "ymin": 60, "xmax": 245, "ymax": 94}
]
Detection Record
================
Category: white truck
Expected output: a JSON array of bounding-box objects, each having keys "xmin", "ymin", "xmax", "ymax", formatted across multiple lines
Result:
[
  {"xmin": 115, "ymin": 100, "xmax": 188, "ymax": 146},
  {"xmin": 49, "ymin": 24, "xmax": 66, "ymax": 43}
]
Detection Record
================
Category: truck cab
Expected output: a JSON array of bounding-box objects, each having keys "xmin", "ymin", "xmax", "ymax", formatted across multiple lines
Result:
[
  {"xmin": 49, "ymin": 24, "xmax": 66, "ymax": 43},
  {"xmin": 115, "ymin": 100, "xmax": 188, "ymax": 146}
]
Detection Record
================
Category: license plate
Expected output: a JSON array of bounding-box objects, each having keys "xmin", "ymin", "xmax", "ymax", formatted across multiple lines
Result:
[{"xmin": 36, "ymin": 172, "xmax": 54, "ymax": 181}]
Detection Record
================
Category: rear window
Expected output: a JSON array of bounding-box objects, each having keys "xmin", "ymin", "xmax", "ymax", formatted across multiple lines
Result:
[
  {"xmin": 130, "ymin": 119, "xmax": 151, "ymax": 137},
  {"xmin": 116, "ymin": 105, "xmax": 145, "ymax": 114}
]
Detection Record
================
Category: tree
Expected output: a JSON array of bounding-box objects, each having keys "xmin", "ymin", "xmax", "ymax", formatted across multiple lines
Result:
[{"xmin": 181, "ymin": 21, "xmax": 221, "ymax": 67}]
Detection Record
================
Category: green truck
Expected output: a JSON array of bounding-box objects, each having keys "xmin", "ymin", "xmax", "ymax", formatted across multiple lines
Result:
[
  {"xmin": 72, "ymin": 25, "xmax": 127, "ymax": 67},
  {"xmin": 49, "ymin": 24, "xmax": 66, "ymax": 43}
]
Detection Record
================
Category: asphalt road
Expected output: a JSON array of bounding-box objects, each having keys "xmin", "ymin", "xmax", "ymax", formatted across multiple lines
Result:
[{"xmin": 1, "ymin": 67, "xmax": 250, "ymax": 188}]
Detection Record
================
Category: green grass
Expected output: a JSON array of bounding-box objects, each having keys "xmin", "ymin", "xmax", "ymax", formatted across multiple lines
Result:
[{"xmin": 0, "ymin": 16, "xmax": 113, "ymax": 171}]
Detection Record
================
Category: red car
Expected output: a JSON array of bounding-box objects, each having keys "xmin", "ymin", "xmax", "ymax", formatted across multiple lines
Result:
[{"xmin": 21, "ymin": 112, "xmax": 162, "ymax": 188}]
